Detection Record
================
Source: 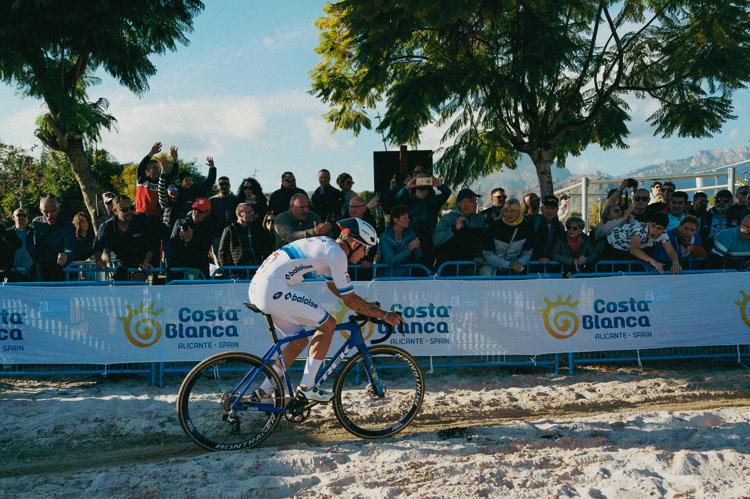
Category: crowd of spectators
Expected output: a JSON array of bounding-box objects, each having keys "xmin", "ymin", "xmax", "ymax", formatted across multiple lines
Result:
[{"xmin": 1, "ymin": 146, "xmax": 749, "ymax": 282}]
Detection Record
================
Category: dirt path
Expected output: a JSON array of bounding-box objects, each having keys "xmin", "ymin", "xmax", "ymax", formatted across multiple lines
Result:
[{"xmin": 6, "ymin": 387, "xmax": 750, "ymax": 478}]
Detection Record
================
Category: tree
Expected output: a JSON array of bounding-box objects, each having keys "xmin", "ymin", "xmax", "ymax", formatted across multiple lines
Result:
[
  {"xmin": 0, "ymin": 0, "xmax": 204, "ymax": 230},
  {"xmin": 0, "ymin": 144, "xmax": 41, "ymax": 212},
  {"xmin": 311, "ymin": 1, "xmax": 750, "ymax": 196}
]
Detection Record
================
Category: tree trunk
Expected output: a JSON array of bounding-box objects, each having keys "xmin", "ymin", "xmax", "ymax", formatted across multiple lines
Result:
[
  {"xmin": 530, "ymin": 149, "xmax": 555, "ymax": 198},
  {"xmin": 65, "ymin": 138, "xmax": 100, "ymax": 235}
]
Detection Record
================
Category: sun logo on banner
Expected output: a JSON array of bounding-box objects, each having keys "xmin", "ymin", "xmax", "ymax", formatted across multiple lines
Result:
[
  {"xmin": 735, "ymin": 290, "xmax": 750, "ymax": 329},
  {"xmin": 332, "ymin": 299, "xmax": 375, "ymax": 341},
  {"xmin": 538, "ymin": 294, "xmax": 580, "ymax": 339},
  {"xmin": 118, "ymin": 301, "xmax": 164, "ymax": 348}
]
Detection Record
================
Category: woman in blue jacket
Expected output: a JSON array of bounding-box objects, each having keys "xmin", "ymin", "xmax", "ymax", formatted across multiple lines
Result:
[{"xmin": 377, "ymin": 205, "xmax": 423, "ymax": 276}]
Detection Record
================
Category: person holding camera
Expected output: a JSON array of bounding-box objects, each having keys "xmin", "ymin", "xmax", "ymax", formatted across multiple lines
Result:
[
  {"xmin": 169, "ymin": 197, "xmax": 215, "ymax": 279},
  {"xmin": 395, "ymin": 171, "xmax": 451, "ymax": 268}
]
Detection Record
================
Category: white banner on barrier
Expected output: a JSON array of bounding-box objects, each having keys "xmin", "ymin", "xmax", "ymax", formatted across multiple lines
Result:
[{"xmin": 1, "ymin": 273, "xmax": 749, "ymax": 364}]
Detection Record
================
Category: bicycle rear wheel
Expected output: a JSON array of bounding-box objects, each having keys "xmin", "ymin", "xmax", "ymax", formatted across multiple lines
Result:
[
  {"xmin": 333, "ymin": 345, "xmax": 425, "ymax": 439},
  {"xmin": 177, "ymin": 351, "xmax": 284, "ymax": 451}
]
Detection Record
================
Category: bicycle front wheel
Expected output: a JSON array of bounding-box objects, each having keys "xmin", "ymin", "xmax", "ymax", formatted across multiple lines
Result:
[
  {"xmin": 177, "ymin": 351, "xmax": 284, "ymax": 451},
  {"xmin": 333, "ymin": 345, "xmax": 425, "ymax": 439}
]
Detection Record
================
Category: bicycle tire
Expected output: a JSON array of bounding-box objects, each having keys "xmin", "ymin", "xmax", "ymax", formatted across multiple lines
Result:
[
  {"xmin": 177, "ymin": 351, "xmax": 284, "ymax": 451},
  {"xmin": 333, "ymin": 345, "xmax": 425, "ymax": 439}
]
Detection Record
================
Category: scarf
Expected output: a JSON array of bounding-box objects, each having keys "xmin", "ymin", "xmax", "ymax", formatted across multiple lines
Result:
[{"xmin": 502, "ymin": 214, "xmax": 524, "ymax": 226}]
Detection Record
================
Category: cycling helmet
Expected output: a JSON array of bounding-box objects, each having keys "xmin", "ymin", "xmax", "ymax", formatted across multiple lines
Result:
[{"xmin": 337, "ymin": 217, "xmax": 378, "ymax": 249}]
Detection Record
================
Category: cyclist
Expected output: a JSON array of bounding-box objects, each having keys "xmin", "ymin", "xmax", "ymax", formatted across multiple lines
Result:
[{"xmin": 248, "ymin": 217, "xmax": 403, "ymax": 402}]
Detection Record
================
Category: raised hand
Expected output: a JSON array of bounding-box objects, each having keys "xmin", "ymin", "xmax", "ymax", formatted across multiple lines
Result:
[
  {"xmin": 206, "ymin": 156, "xmax": 215, "ymax": 168},
  {"xmin": 149, "ymin": 142, "xmax": 162, "ymax": 156},
  {"xmin": 170, "ymin": 146, "xmax": 178, "ymax": 161}
]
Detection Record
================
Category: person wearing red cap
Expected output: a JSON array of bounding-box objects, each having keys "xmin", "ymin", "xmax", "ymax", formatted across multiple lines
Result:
[{"xmin": 168, "ymin": 197, "xmax": 215, "ymax": 279}]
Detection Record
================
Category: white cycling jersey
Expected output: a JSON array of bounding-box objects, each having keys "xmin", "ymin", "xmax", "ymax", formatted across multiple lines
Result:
[{"xmin": 248, "ymin": 237, "xmax": 353, "ymax": 334}]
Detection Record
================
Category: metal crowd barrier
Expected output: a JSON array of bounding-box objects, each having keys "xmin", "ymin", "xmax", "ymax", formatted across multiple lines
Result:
[{"xmin": 2, "ymin": 267, "xmax": 747, "ymax": 385}]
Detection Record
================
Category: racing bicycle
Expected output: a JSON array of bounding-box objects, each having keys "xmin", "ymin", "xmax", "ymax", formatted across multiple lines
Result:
[{"xmin": 177, "ymin": 303, "xmax": 425, "ymax": 451}]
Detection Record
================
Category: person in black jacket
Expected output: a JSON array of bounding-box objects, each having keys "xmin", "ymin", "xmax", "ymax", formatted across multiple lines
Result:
[
  {"xmin": 32, "ymin": 196, "xmax": 75, "ymax": 281},
  {"xmin": 218, "ymin": 203, "xmax": 262, "ymax": 276},
  {"xmin": 531, "ymin": 195, "xmax": 566, "ymax": 264},
  {"xmin": 93, "ymin": 195, "xmax": 159, "ymax": 281},
  {"xmin": 268, "ymin": 171, "xmax": 306, "ymax": 216},
  {"xmin": 311, "ymin": 169, "xmax": 343, "ymax": 222},
  {"xmin": 169, "ymin": 197, "xmax": 215, "ymax": 279}
]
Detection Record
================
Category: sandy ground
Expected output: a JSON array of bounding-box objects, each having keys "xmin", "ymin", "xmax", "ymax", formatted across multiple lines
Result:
[{"xmin": 2, "ymin": 363, "xmax": 750, "ymax": 498}]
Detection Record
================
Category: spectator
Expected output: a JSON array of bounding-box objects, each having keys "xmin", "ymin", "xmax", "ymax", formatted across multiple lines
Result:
[
  {"xmin": 347, "ymin": 195, "xmax": 378, "ymax": 230},
  {"xmin": 336, "ymin": 172, "xmax": 357, "ymax": 218},
  {"xmin": 237, "ymin": 177, "xmax": 269, "ymax": 231},
  {"xmin": 177, "ymin": 155, "xmax": 217, "ymax": 214},
  {"xmin": 593, "ymin": 202, "xmax": 631, "ymax": 243},
  {"xmin": 480, "ymin": 187, "xmax": 506, "ymax": 225},
  {"xmin": 605, "ymin": 212, "xmax": 682, "ymax": 274},
  {"xmin": 32, "ymin": 196, "xmax": 75, "ymax": 281},
  {"xmin": 93, "ymin": 195, "xmax": 159, "ymax": 281},
  {"xmin": 273, "ymin": 193, "xmax": 330, "ymax": 248},
  {"xmin": 97, "ymin": 191, "xmax": 117, "ymax": 228},
  {"xmin": 557, "ymin": 194, "xmax": 571, "ymax": 224},
  {"xmin": 706, "ymin": 189, "xmax": 733, "ymax": 241},
  {"xmin": 630, "ymin": 188, "xmax": 651, "ymax": 222},
  {"xmin": 269, "ymin": 171, "xmax": 306, "ymax": 216},
  {"xmin": 135, "ymin": 142, "xmax": 164, "ymax": 220},
  {"xmin": 381, "ymin": 164, "xmax": 428, "ymax": 213},
  {"xmin": 346, "ymin": 196, "xmax": 377, "ymax": 277},
  {"xmin": 649, "ymin": 181, "xmax": 663, "ymax": 204},
  {"xmin": 552, "ymin": 216, "xmax": 598, "ymax": 276},
  {"xmin": 479, "ymin": 198, "xmax": 533, "ymax": 276},
  {"xmin": 218, "ymin": 202, "xmax": 261, "ymax": 271},
  {"xmin": 647, "ymin": 182, "xmax": 677, "ymax": 215},
  {"xmin": 654, "ymin": 215, "xmax": 707, "ymax": 265},
  {"xmin": 70, "ymin": 211, "xmax": 94, "ymax": 263},
  {"xmin": 688, "ymin": 191, "xmax": 711, "ymax": 241},
  {"xmin": 11, "ymin": 208, "xmax": 35, "ymax": 280},
  {"xmin": 169, "ymin": 197, "xmax": 215, "ymax": 279},
  {"xmin": 377, "ymin": 204, "xmax": 422, "ymax": 276},
  {"xmin": 158, "ymin": 178, "xmax": 183, "ymax": 232},
  {"xmin": 395, "ymin": 172, "xmax": 451, "ymax": 266},
  {"xmin": 531, "ymin": 195, "xmax": 566, "ymax": 264},
  {"xmin": 711, "ymin": 214, "xmax": 750, "ymax": 270},
  {"xmin": 210, "ymin": 176, "xmax": 239, "ymax": 261},
  {"xmin": 433, "ymin": 188, "xmax": 486, "ymax": 273},
  {"xmin": 523, "ymin": 192, "xmax": 540, "ymax": 217},
  {"xmin": 0, "ymin": 211, "xmax": 21, "ymax": 281},
  {"xmin": 729, "ymin": 185, "xmax": 750, "ymax": 227},
  {"xmin": 311, "ymin": 169, "xmax": 343, "ymax": 222},
  {"xmin": 666, "ymin": 191, "xmax": 688, "ymax": 230}
]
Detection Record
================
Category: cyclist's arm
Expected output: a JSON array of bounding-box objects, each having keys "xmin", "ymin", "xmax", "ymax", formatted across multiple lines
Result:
[{"xmin": 326, "ymin": 281, "xmax": 387, "ymax": 320}]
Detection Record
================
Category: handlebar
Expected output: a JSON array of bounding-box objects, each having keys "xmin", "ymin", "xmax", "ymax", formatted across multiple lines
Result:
[{"xmin": 347, "ymin": 314, "xmax": 399, "ymax": 344}]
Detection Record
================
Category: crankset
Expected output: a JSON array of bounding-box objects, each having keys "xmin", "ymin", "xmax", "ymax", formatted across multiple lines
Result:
[{"xmin": 284, "ymin": 397, "xmax": 315, "ymax": 423}]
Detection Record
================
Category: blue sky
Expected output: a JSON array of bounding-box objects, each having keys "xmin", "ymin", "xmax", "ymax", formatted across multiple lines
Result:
[{"xmin": 1, "ymin": 0, "xmax": 748, "ymax": 194}]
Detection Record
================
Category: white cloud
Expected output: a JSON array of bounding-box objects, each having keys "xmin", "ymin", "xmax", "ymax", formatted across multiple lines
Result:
[
  {"xmin": 0, "ymin": 103, "xmax": 45, "ymax": 152},
  {"xmin": 305, "ymin": 117, "xmax": 340, "ymax": 151},
  {"xmin": 568, "ymin": 160, "xmax": 591, "ymax": 175},
  {"xmin": 99, "ymin": 94, "xmax": 266, "ymax": 163}
]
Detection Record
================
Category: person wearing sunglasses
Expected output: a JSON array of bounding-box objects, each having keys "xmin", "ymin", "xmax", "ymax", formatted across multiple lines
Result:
[
  {"xmin": 248, "ymin": 216, "xmax": 402, "ymax": 402},
  {"xmin": 269, "ymin": 171, "xmax": 306, "ymax": 217},
  {"xmin": 707, "ymin": 189, "xmax": 734, "ymax": 241},
  {"xmin": 93, "ymin": 195, "xmax": 159, "ymax": 281},
  {"xmin": 552, "ymin": 216, "xmax": 598, "ymax": 276}
]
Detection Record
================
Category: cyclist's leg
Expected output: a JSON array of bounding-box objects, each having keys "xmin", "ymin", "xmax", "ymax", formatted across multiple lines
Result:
[{"xmin": 299, "ymin": 314, "xmax": 337, "ymax": 389}]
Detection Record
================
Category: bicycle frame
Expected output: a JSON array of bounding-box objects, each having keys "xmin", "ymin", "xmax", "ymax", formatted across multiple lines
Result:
[{"xmin": 226, "ymin": 320, "xmax": 384, "ymax": 414}]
